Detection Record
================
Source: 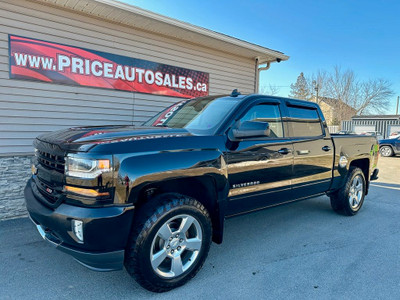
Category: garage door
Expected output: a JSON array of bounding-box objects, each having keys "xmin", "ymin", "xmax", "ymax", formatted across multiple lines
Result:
[
  {"xmin": 353, "ymin": 125, "xmax": 376, "ymax": 134},
  {"xmin": 388, "ymin": 125, "xmax": 400, "ymax": 135}
]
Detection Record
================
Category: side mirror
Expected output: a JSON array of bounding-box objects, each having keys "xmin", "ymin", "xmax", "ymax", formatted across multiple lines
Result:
[{"xmin": 232, "ymin": 121, "xmax": 270, "ymax": 139}]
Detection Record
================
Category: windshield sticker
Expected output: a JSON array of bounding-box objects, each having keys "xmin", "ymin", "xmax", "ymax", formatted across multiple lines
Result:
[{"xmin": 152, "ymin": 100, "xmax": 189, "ymax": 126}]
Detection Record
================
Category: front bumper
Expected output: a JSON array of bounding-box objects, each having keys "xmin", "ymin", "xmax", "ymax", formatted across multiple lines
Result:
[{"xmin": 25, "ymin": 179, "xmax": 135, "ymax": 271}]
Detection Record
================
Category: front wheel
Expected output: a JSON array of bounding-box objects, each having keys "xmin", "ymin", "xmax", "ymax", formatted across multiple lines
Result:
[
  {"xmin": 124, "ymin": 193, "xmax": 212, "ymax": 292},
  {"xmin": 330, "ymin": 167, "xmax": 366, "ymax": 216},
  {"xmin": 380, "ymin": 146, "xmax": 393, "ymax": 157}
]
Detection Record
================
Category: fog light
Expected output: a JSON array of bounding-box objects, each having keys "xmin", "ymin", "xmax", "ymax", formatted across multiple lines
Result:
[
  {"xmin": 339, "ymin": 156, "xmax": 348, "ymax": 168},
  {"xmin": 72, "ymin": 220, "xmax": 84, "ymax": 243}
]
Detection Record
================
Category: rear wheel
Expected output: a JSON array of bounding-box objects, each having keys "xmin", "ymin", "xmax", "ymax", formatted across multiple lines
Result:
[
  {"xmin": 380, "ymin": 146, "xmax": 393, "ymax": 157},
  {"xmin": 124, "ymin": 193, "xmax": 212, "ymax": 292},
  {"xmin": 330, "ymin": 167, "xmax": 366, "ymax": 216}
]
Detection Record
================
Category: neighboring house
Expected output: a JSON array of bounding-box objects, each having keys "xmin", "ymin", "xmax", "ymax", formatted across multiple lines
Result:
[{"xmin": 310, "ymin": 96, "xmax": 357, "ymax": 125}]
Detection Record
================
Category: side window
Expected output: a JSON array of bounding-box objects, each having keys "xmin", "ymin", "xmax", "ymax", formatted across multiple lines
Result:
[
  {"xmin": 240, "ymin": 104, "xmax": 284, "ymax": 138},
  {"xmin": 287, "ymin": 106, "xmax": 323, "ymax": 137}
]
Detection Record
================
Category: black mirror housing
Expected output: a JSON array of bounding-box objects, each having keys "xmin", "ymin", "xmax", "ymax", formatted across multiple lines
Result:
[{"xmin": 232, "ymin": 121, "xmax": 270, "ymax": 139}]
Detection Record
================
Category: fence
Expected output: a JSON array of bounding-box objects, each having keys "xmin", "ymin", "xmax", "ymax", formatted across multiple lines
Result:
[{"xmin": 327, "ymin": 125, "xmax": 339, "ymax": 133}]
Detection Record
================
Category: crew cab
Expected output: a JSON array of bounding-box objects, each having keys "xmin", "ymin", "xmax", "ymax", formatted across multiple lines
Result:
[{"xmin": 25, "ymin": 91, "xmax": 379, "ymax": 292}]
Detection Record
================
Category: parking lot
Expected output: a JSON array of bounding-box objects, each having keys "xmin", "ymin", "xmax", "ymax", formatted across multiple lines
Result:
[{"xmin": 1, "ymin": 156, "xmax": 399, "ymax": 299}]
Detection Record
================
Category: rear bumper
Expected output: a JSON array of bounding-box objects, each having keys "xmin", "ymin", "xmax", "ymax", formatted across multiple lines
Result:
[{"xmin": 25, "ymin": 178, "xmax": 135, "ymax": 271}]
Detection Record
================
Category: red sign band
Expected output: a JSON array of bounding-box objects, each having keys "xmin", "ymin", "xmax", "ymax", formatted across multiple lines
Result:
[{"xmin": 9, "ymin": 35, "xmax": 209, "ymax": 98}]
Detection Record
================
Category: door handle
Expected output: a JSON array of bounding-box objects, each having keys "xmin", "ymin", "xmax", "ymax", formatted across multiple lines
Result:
[
  {"xmin": 322, "ymin": 145, "xmax": 331, "ymax": 152},
  {"xmin": 278, "ymin": 148, "xmax": 291, "ymax": 155}
]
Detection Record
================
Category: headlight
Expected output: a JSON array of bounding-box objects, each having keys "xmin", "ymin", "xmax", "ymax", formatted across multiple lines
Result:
[{"xmin": 66, "ymin": 156, "xmax": 110, "ymax": 178}]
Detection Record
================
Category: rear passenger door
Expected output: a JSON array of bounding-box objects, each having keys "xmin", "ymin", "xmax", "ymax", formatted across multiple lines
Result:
[{"xmin": 286, "ymin": 102, "xmax": 334, "ymax": 199}]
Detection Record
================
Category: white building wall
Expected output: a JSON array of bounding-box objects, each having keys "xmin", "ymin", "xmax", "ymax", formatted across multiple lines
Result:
[{"xmin": 0, "ymin": 0, "xmax": 256, "ymax": 154}]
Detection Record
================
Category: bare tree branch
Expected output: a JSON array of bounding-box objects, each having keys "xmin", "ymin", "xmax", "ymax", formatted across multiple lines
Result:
[
  {"xmin": 306, "ymin": 66, "xmax": 394, "ymax": 119},
  {"xmin": 260, "ymin": 84, "xmax": 281, "ymax": 96}
]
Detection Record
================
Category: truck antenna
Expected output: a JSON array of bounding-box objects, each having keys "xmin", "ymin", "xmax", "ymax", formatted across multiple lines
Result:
[{"xmin": 231, "ymin": 89, "xmax": 241, "ymax": 97}]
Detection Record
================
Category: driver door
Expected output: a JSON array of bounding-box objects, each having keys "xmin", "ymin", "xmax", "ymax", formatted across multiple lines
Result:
[{"xmin": 225, "ymin": 101, "xmax": 294, "ymax": 216}]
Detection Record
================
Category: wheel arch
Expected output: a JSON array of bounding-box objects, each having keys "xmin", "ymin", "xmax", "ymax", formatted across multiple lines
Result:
[
  {"xmin": 130, "ymin": 176, "xmax": 226, "ymax": 244},
  {"xmin": 379, "ymin": 143, "xmax": 394, "ymax": 148},
  {"xmin": 379, "ymin": 144, "xmax": 394, "ymax": 151},
  {"xmin": 349, "ymin": 158, "xmax": 370, "ymax": 195}
]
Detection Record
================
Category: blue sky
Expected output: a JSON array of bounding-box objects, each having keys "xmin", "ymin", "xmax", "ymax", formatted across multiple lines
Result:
[{"xmin": 122, "ymin": 0, "xmax": 400, "ymax": 114}]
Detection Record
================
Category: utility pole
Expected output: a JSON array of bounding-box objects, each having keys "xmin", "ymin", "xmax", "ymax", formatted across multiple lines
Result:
[
  {"xmin": 396, "ymin": 96, "xmax": 399, "ymax": 115},
  {"xmin": 312, "ymin": 80, "xmax": 319, "ymax": 104}
]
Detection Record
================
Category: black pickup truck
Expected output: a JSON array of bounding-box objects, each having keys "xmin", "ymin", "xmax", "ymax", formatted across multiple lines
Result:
[{"xmin": 25, "ymin": 91, "xmax": 379, "ymax": 292}]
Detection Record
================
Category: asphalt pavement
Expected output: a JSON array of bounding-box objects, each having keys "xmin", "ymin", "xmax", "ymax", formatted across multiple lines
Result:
[{"xmin": 1, "ymin": 157, "xmax": 399, "ymax": 299}]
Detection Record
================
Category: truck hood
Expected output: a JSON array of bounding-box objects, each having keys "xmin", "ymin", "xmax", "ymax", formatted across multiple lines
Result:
[
  {"xmin": 378, "ymin": 138, "xmax": 397, "ymax": 144},
  {"xmin": 36, "ymin": 125, "xmax": 192, "ymax": 152}
]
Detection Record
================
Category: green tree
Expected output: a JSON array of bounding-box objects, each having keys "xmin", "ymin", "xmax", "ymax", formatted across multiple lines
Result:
[{"xmin": 289, "ymin": 72, "xmax": 310, "ymax": 100}]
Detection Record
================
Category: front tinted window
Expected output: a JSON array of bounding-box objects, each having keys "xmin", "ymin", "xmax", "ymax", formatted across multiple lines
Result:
[
  {"xmin": 240, "ymin": 104, "xmax": 284, "ymax": 138},
  {"xmin": 288, "ymin": 106, "xmax": 323, "ymax": 137},
  {"xmin": 143, "ymin": 96, "xmax": 240, "ymax": 134}
]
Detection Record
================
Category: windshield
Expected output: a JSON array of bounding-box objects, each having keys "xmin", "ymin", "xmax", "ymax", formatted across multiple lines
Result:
[{"xmin": 143, "ymin": 96, "xmax": 241, "ymax": 134}]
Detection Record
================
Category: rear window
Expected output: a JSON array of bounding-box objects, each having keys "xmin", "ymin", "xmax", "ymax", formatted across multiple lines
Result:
[{"xmin": 288, "ymin": 106, "xmax": 323, "ymax": 137}]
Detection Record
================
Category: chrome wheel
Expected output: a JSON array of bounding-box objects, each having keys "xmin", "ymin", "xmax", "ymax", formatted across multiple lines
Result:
[
  {"xmin": 348, "ymin": 175, "xmax": 363, "ymax": 209},
  {"xmin": 150, "ymin": 214, "xmax": 203, "ymax": 278},
  {"xmin": 380, "ymin": 146, "xmax": 393, "ymax": 157}
]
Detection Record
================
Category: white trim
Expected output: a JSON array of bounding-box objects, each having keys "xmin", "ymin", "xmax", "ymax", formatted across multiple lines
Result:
[{"xmin": 33, "ymin": 0, "xmax": 289, "ymax": 63}]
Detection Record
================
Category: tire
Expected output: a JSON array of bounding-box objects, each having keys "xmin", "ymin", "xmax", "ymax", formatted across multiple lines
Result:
[
  {"xmin": 330, "ymin": 167, "xmax": 366, "ymax": 216},
  {"xmin": 329, "ymin": 190, "xmax": 343, "ymax": 213},
  {"xmin": 124, "ymin": 193, "xmax": 212, "ymax": 292},
  {"xmin": 380, "ymin": 146, "xmax": 394, "ymax": 157}
]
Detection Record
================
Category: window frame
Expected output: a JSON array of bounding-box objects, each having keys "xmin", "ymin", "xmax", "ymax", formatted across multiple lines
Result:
[
  {"xmin": 284, "ymin": 102, "xmax": 326, "ymax": 139},
  {"xmin": 233, "ymin": 101, "xmax": 286, "ymax": 140}
]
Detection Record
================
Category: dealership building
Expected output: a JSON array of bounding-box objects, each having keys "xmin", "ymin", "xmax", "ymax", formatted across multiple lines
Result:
[{"xmin": 0, "ymin": 0, "xmax": 288, "ymax": 219}]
